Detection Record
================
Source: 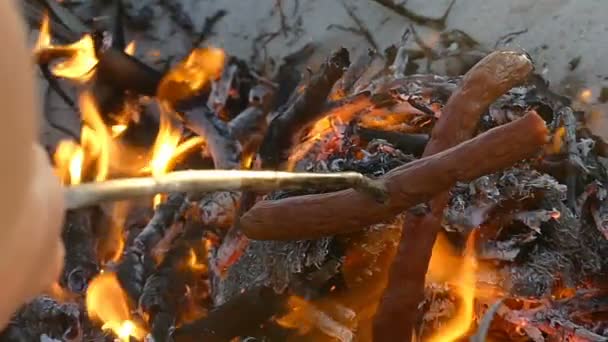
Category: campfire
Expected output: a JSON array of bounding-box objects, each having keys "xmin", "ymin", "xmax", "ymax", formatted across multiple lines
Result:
[{"xmin": 7, "ymin": 1, "xmax": 608, "ymax": 341}]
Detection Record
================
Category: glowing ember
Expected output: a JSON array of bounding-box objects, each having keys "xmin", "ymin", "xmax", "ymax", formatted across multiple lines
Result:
[
  {"xmin": 111, "ymin": 124, "xmax": 128, "ymax": 138},
  {"xmin": 188, "ymin": 248, "xmax": 207, "ymax": 272},
  {"xmin": 156, "ymin": 47, "xmax": 226, "ymax": 103},
  {"xmin": 428, "ymin": 232, "xmax": 478, "ymax": 342},
  {"xmin": 86, "ymin": 272, "xmax": 146, "ymax": 341}
]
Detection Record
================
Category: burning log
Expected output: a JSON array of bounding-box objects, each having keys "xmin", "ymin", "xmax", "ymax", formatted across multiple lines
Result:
[
  {"xmin": 240, "ymin": 110, "xmax": 548, "ymax": 240},
  {"xmin": 172, "ymin": 286, "xmax": 288, "ymax": 342},
  {"xmin": 64, "ymin": 170, "xmax": 385, "ymax": 210},
  {"xmin": 183, "ymin": 107, "xmax": 240, "ymax": 170},
  {"xmin": 116, "ymin": 193, "xmax": 187, "ymax": 302},
  {"xmin": 0, "ymin": 296, "xmax": 81, "ymax": 342},
  {"xmin": 94, "ymin": 48, "xmax": 162, "ymax": 96},
  {"xmin": 374, "ymin": 50, "xmax": 534, "ymax": 341},
  {"xmin": 259, "ymin": 47, "xmax": 351, "ymax": 169},
  {"xmin": 355, "ymin": 126, "xmax": 429, "ymax": 157},
  {"xmin": 61, "ymin": 209, "xmax": 98, "ymax": 294}
]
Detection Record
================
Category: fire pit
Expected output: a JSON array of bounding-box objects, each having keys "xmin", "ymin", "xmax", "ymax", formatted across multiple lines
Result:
[{"xmin": 8, "ymin": 0, "xmax": 608, "ymax": 341}]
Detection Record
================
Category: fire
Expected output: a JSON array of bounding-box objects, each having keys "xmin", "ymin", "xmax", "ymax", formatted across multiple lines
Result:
[
  {"xmin": 428, "ymin": 232, "xmax": 478, "ymax": 342},
  {"xmin": 35, "ymin": 13, "xmax": 51, "ymax": 51},
  {"xmin": 51, "ymin": 35, "xmax": 98, "ymax": 82},
  {"xmin": 578, "ymin": 88, "xmax": 594, "ymax": 104},
  {"xmin": 125, "ymin": 41, "xmax": 137, "ymax": 56},
  {"xmin": 86, "ymin": 272, "xmax": 146, "ymax": 341},
  {"xmin": 35, "ymin": 13, "xmax": 98, "ymax": 82},
  {"xmin": 156, "ymin": 47, "xmax": 226, "ymax": 103},
  {"xmin": 111, "ymin": 124, "xmax": 128, "ymax": 138},
  {"xmin": 53, "ymin": 92, "xmax": 111, "ymax": 185},
  {"xmin": 80, "ymin": 92, "xmax": 111, "ymax": 182},
  {"xmin": 188, "ymin": 248, "xmax": 207, "ymax": 272}
]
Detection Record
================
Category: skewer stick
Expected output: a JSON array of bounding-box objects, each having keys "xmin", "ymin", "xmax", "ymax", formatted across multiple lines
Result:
[{"xmin": 64, "ymin": 170, "xmax": 387, "ymax": 210}]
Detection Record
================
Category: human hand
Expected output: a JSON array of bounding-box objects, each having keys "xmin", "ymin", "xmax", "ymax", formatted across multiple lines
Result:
[{"xmin": 0, "ymin": 144, "xmax": 65, "ymax": 327}]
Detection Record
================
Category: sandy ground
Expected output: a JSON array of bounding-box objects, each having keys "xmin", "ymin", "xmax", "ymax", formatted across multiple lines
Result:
[
  {"xmin": 35, "ymin": 0, "xmax": 608, "ymax": 143},
  {"xmin": 185, "ymin": 0, "xmax": 607, "ymax": 95}
]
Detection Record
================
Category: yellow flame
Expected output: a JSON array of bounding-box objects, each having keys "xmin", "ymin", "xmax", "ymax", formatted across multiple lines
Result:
[
  {"xmin": 80, "ymin": 92, "xmax": 111, "ymax": 182},
  {"xmin": 86, "ymin": 272, "xmax": 146, "ymax": 341},
  {"xmin": 125, "ymin": 41, "xmax": 137, "ymax": 56},
  {"xmin": 579, "ymin": 88, "xmax": 593, "ymax": 104},
  {"xmin": 54, "ymin": 140, "xmax": 82, "ymax": 185},
  {"xmin": 188, "ymin": 248, "xmax": 207, "ymax": 272},
  {"xmin": 148, "ymin": 104, "xmax": 182, "ymax": 206},
  {"xmin": 157, "ymin": 47, "xmax": 226, "ymax": 103},
  {"xmin": 69, "ymin": 148, "xmax": 84, "ymax": 185},
  {"xmin": 111, "ymin": 124, "xmax": 128, "ymax": 138},
  {"xmin": 35, "ymin": 14, "xmax": 99, "ymax": 82},
  {"xmin": 428, "ymin": 232, "xmax": 478, "ymax": 342},
  {"xmin": 36, "ymin": 13, "xmax": 51, "ymax": 51},
  {"xmin": 51, "ymin": 34, "xmax": 98, "ymax": 82}
]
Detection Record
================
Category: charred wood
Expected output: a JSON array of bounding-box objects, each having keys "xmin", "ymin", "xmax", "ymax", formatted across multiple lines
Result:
[
  {"xmin": 61, "ymin": 209, "xmax": 98, "ymax": 294},
  {"xmin": 172, "ymin": 286, "xmax": 288, "ymax": 342},
  {"xmin": 356, "ymin": 126, "xmax": 429, "ymax": 157},
  {"xmin": 259, "ymin": 47, "xmax": 351, "ymax": 169},
  {"xmin": 117, "ymin": 193, "xmax": 186, "ymax": 302},
  {"xmin": 95, "ymin": 48, "xmax": 162, "ymax": 96},
  {"xmin": 0, "ymin": 296, "xmax": 81, "ymax": 342},
  {"xmin": 183, "ymin": 107, "xmax": 240, "ymax": 170}
]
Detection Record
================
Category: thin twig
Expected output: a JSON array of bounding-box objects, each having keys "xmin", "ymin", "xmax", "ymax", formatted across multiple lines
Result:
[
  {"xmin": 328, "ymin": 0, "xmax": 379, "ymax": 50},
  {"xmin": 64, "ymin": 170, "xmax": 386, "ymax": 209},
  {"xmin": 369, "ymin": 0, "xmax": 456, "ymax": 30},
  {"xmin": 191, "ymin": 9, "xmax": 229, "ymax": 47}
]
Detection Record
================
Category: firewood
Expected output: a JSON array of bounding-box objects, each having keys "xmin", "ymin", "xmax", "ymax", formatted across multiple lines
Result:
[
  {"xmin": 355, "ymin": 126, "xmax": 429, "ymax": 157},
  {"xmin": 240, "ymin": 111, "xmax": 548, "ymax": 240},
  {"xmin": 373, "ymin": 50, "xmax": 534, "ymax": 341},
  {"xmin": 172, "ymin": 286, "xmax": 288, "ymax": 342},
  {"xmin": 116, "ymin": 193, "xmax": 186, "ymax": 302},
  {"xmin": 183, "ymin": 107, "xmax": 240, "ymax": 170},
  {"xmin": 259, "ymin": 47, "xmax": 351, "ymax": 169}
]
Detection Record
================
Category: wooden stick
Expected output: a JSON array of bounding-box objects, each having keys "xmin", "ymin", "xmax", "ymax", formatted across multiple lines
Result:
[
  {"xmin": 240, "ymin": 111, "xmax": 547, "ymax": 240},
  {"xmin": 373, "ymin": 50, "xmax": 534, "ymax": 341},
  {"xmin": 64, "ymin": 170, "xmax": 386, "ymax": 210}
]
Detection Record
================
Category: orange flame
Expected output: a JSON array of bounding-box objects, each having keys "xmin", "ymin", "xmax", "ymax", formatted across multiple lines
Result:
[
  {"xmin": 156, "ymin": 47, "xmax": 226, "ymax": 103},
  {"xmin": 36, "ymin": 13, "xmax": 51, "ymax": 51},
  {"xmin": 125, "ymin": 41, "xmax": 137, "ymax": 56},
  {"xmin": 86, "ymin": 272, "xmax": 146, "ymax": 341},
  {"xmin": 428, "ymin": 232, "xmax": 478, "ymax": 342},
  {"xmin": 51, "ymin": 34, "xmax": 98, "ymax": 82},
  {"xmin": 53, "ymin": 93, "xmax": 111, "ymax": 185},
  {"xmin": 148, "ymin": 106, "xmax": 181, "ymax": 206},
  {"xmin": 53, "ymin": 140, "xmax": 83, "ymax": 185},
  {"xmin": 188, "ymin": 248, "xmax": 207, "ymax": 272},
  {"xmin": 35, "ymin": 13, "xmax": 98, "ymax": 82},
  {"xmin": 80, "ymin": 92, "xmax": 111, "ymax": 182}
]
